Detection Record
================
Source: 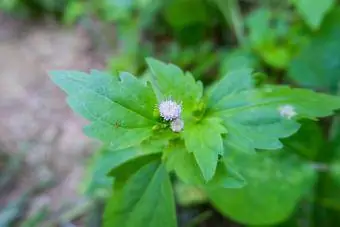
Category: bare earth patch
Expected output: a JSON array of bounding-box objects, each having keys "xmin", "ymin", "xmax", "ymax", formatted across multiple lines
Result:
[{"xmin": 0, "ymin": 15, "xmax": 105, "ymax": 217}]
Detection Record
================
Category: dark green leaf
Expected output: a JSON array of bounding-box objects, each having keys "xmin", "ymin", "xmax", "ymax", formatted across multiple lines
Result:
[
  {"xmin": 163, "ymin": 0, "xmax": 209, "ymax": 29},
  {"xmin": 282, "ymin": 120, "xmax": 324, "ymax": 160},
  {"xmin": 288, "ymin": 8, "xmax": 340, "ymax": 90},
  {"xmin": 206, "ymin": 149, "xmax": 316, "ymax": 225},
  {"xmin": 103, "ymin": 161, "xmax": 177, "ymax": 227},
  {"xmin": 86, "ymin": 146, "xmax": 141, "ymax": 194},
  {"xmin": 108, "ymin": 153, "xmax": 161, "ymax": 190}
]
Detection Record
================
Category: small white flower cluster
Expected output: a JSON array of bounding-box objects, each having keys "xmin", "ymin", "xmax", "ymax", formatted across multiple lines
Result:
[
  {"xmin": 278, "ymin": 104, "xmax": 297, "ymax": 119},
  {"xmin": 158, "ymin": 99, "xmax": 184, "ymax": 132}
]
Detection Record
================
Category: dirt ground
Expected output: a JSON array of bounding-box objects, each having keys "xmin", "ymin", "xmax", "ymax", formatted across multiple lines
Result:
[{"xmin": 0, "ymin": 14, "xmax": 107, "ymax": 218}]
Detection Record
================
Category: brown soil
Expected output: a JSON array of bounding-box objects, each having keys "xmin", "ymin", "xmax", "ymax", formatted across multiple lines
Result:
[{"xmin": 0, "ymin": 14, "xmax": 106, "ymax": 219}]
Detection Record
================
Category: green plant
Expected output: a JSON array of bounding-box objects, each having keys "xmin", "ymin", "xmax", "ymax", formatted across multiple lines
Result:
[{"xmin": 50, "ymin": 57, "xmax": 340, "ymax": 227}]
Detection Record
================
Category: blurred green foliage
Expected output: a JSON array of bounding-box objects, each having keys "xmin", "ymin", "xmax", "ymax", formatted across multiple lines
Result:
[{"xmin": 3, "ymin": 0, "xmax": 340, "ymax": 226}]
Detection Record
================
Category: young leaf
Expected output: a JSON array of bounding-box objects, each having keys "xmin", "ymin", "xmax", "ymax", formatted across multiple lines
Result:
[
  {"xmin": 103, "ymin": 161, "xmax": 177, "ymax": 227},
  {"xmin": 50, "ymin": 70, "xmax": 157, "ymax": 150},
  {"xmin": 291, "ymin": 0, "xmax": 334, "ymax": 30},
  {"xmin": 182, "ymin": 117, "xmax": 227, "ymax": 181},
  {"xmin": 166, "ymin": 144, "xmax": 203, "ymax": 185},
  {"xmin": 166, "ymin": 143, "xmax": 245, "ymax": 188},
  {"xmin": 206, "ymin": 149, "xmax": 316, "ymax": 225},
  {"xmin": 146, "ymin": 58, "xmax": 203, "ymax": 114}
]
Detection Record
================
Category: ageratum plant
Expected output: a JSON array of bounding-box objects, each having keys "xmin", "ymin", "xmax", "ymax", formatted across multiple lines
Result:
[{"xmin": 50, "ymin": 58, "xmax": 340, "ymax": 227}]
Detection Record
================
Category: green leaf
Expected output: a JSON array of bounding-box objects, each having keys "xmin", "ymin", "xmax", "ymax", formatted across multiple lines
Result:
[
  {"xmin": 211, "ymin": 86, "xmax": 340, "ymax": 118},
  {"xmin": 317, "ymin": 116, "xmax": 340, "ymax": 211},
  {"xmin": 207, "ymin": 68, "xmax": 253, "ymax": 108},
  {"xmin": 183, "ymin": 117, "xmax": 227, "ymax": 181},
  {"xmin": 245, "ymin": 8, "xmax": 292, "ymax": 68},
  {"xmin": 174, "ymin": 182, "xmax": 207, "ymax": 206},
  {"xmin": 108, "ymin": 153, "xmax": 162, "ymax": 190},
  {"xmin": 282, "ymin": 120, "xmax": 324, "ymax": 160},
  {"xmin": 163, "ymin": 0, "xmax": 209, "ymax": 29},
  {"xmin": 146, "ymin": 58, "xmax": 203, "ymax": 114},
  {"xmin": 291, "ymin": 0, "xmax": 335, "ymax": 30},
  {"xmin": 207, "ymin": 160, "xmax": 246, "ymax": 189},
  {"xmin": 206, "ymin": 149, "xmax": 316, "ymax": 225},
  {"xmin": 208, "ymin": 76, "xmax": 340, "ymax": 153},
  {"xmin": 86, "ymin": 146, "xmax": 139, "ymax": 194},
  {"xmin": 246, "ymin": 7, "xmax": 273, "ymax": 47},
  {"xmin": 86, "ymin": 130, "xmax": 172, "ymax": 193},
  {"xmin": 103, "ymin": 161, "xmax": 177, "ymax": 227},
  {"xmin": 288, "ymin": 8, "xmax": 340, "ymax": 91},
  {"xmin": 223, "ymin": 107, "xmax": 300, "ymax": 153},
  {"xmin": 166, "ymin": 143, "xmax": 245, "ymax": 188},
  {"xmin": 220, "ymin": 49, "xmax": 258, "ymax": 75},
  {"xmin": 50, "ymin": 70, "xmax": 157, "ymax": 150},
  {"xmin": 166, "ymin": 144, "xmax": 203, "ymax": 185}
]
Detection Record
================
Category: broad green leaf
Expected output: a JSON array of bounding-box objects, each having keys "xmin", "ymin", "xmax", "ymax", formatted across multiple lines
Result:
[
  {"xmin": 86, "ymin": 133, "xmax": 170, "ymax": 194},
  {"xmin": 207, "ymin": 160, "xmax": 246, "ymax": 189},
  {"xmin": 166, "ymin": 144, "xmax": 203, "ymax": 185},
  {"xmin": 206, "ymin": 150, "xmax": 316, "ymax": 225},
  {"xmin": 86, "ymin": 146, "xmax": 139, "ymax": 194},
  {"xmin": 288, "ymin": 8, "xmax": 340, "ymax": 91},
  {"xmin": 146, "ymin": 58, "xmax": 203, "ymax": 114},
  {"xmin": 103, "ymin": 161, "xmax": 177, "ymax": 227},
  {"xmin": 282, "ymin": 120, "xmax": 324, "ymax": 160},
  {"xmin": 183, "ymin": 117, "xmax": 227, "ymax": 181},
  {"xmin": 211, "ymin": 86, "xmax": 340, "ymax": 119},
  {"xmin": 223, "ymin": 107, "xmax": 300, "ymax": 153},
  {"xmin": 166, "ymin": 143, "xmax": 245, "ymax": 188},
  {"xmin": 108, "ymin": 153, "xmax": 161, "ymax": 190},
  {"xmin": 208, "ymin": 83, "xmax": 340, "ymax": 153},
  {"xmin": 50, "ymin": 70, "xmax": 157, "ymax": 150},
  {"xmin": 207, "ymin": 68, "xmax": 253, "ymax": 108},
  {"xmin": 209, "ymin": 66, "xmax": 340, "ymax": 154},
  {"xmin": 291, "ymin": 0, "xmax": 335, "ymax": 30}
]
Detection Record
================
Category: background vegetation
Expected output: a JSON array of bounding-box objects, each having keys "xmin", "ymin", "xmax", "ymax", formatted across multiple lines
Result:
[{"xmin": 1, "ymin": 0, "xmax": 340, "ymax": 226}]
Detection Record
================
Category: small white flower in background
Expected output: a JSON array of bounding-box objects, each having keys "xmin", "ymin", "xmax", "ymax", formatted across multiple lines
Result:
[
  {"xmin": 278, "ymin": 104, "xmax": 297, "ymax": 119},
  {"xmin": 170, "ymin": 118, "xmax": 184, "ymax": 132},
  {"xmin": 158, "ymin": 99, "xmax": 182, "ymax": 121}
]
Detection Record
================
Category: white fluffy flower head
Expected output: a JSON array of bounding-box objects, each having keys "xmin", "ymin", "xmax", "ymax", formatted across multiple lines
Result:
[
  {"xmin": 171, "ymin": 118, "xmax": 184, "ymax": 132},
  {"xmin": 158, "ymin": 99, "xmax": 182, "ymax": 121},
  {"xmin": 278, "ymin": 104, "xmax": 297, "ymax": 119}
]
